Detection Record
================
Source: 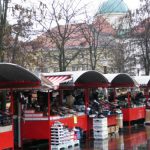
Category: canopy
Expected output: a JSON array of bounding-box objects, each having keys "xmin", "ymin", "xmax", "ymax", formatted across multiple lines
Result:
[
  {"xmin": 104, "ymin": 73, "xmax": 137, "ymax": 87},
  {"xmin": 0, "ymin": 63, "xmax": 41, "ymax": 89},
  {"xmin": 41, "ymin": 70, "xmax": 109, "ymax": 89},
  {"xmin": 133, "ymin": 76, "xmax": 150, "ymax": 88}
]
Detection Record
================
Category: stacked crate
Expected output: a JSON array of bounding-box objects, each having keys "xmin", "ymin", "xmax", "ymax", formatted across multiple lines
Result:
[
  {"xmin": 93, "ymin": 117, "xmax": 108, "ymax": 139},
  {"xmin": 51, "ymin": 122, "xmax": 80, "ymax": 150},
  {"xmin": 51, "ymin": 122, "xmax": 64, "ymax": 146}
]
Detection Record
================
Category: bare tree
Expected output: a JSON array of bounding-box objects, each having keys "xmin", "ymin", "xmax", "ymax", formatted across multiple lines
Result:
[
  {"xmin": 7, "ymin": 4, "xmax": 34, "ymax": 64},
  {"xmin": 0, "ymin": 0, "xmax": 9, "ymax": 61},
  {"xmin": 79, "ymin": 11, "xmax": 116, "ymax": 71},
  {"xmin": 126, "ymin": 0, "xmax": 150, "ymax": 75},
  {"xmin": 34, "ymin": 0, "xmax": 86, "ymax": 71},
  {"xmin": 108, "ymin": 10, "xmax": 139, "ymax": 75}
]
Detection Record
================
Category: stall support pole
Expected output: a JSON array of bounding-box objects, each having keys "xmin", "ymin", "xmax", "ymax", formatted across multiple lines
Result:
[
  {"xmin": 127, "ymin": 91, "xmax": 131, "ymax": 108},
  {"xmin": 10, "ymin": 89, "xmax": 14, "ymax": 150},
  {"xmin": 84, "ymin": 88, "xmax": 89, "ymax": 139},
  {"xmin": 59, "ymin": 90, "xmax": 63, "ymax": 105},
  {"xmin": 48, "ymin": 90, "xmax": 51, "ymax": 150},
  {"xmin": 146, "ymin": 87, "xmax": 149, "ymax": 106},
  {"xmin": 84, "ymin": 88, "xmax": 89, "ymax": 113},
  {"xmin": 113, "ymin": 88, "xmax": 116, "ymax": 102},
  {"xmin": 18, "ymin": 100, "xmax": 22, "ymax": 148}
]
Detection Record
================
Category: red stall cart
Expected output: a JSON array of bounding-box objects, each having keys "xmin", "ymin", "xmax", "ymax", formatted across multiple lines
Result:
[
  {"xmin": 21, "ymin": 70, "xmax": 109, "ymax": 149},
  {"xmin": 133, "ymin": 76, "xmax": 150, "ymax": 125},
  {"xmin": 104, "ymin": 73, "xmax": 145, "ymax": 126},
  {"xmin": 0, "ymin": 63, "xmax": 41, "ymax": 150}
]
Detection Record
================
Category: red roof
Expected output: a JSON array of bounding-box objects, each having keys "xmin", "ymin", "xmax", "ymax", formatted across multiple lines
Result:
[
  {"xmin": 32, "ymin": 17, "xmax": 115, "ymax": 50},
  {"xmin": 132, "ymin": 17, "xmax": 150, "ymax": 35}
]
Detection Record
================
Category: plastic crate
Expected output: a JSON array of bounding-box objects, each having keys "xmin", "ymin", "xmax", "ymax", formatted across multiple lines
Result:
[
  {"xmin": 93, "ymin": 118, "xmax": 107, "ymax": 126},
  {"xmin": 93, "ymin": 125, "xmax": 108, "ymax": 131},
  {"xmin": 93, "ymin": 118, "xmax": 107, "ymax": 123},
  {"xmin": 51, "ymin": 140, "xmax": 80, "ymax": 150},
  {"xmin": 93, "ymin": 133, "xmax": 108, "ymax": 139},
  {"xmin": 93, "ymin": 130, "xmax": 108, "ymax": 139}
]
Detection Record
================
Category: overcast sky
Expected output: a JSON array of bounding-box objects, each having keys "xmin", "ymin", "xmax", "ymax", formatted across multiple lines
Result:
[
  {"xmin": 9, "ymin": 0, "xmax": 141, "ymax": 40},
  {"xmin": 124, "ymin": 0, "xmax": 140, "ymax": 10},
  {"xmin": 10, "ymin": 0, "xmax": 141, "ymax": 15},
  {"xmin": 83, "ymin": 0, "xmax": 141, "ymax": 15}
]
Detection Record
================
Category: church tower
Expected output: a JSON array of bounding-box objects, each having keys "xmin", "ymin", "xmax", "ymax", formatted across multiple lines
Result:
[{"xmin": 96, "ymin": 0, "xmax": 129, "ymax": 28}]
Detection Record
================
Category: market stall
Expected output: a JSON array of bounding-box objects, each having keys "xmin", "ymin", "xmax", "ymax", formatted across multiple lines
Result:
[
  {"xmin": 104, "ymin": 73, "xmax": 145, "ymax": 126},
  {"xmin": 133, "ymin": 76, "xmax": 150, "ymax": 125},
  {"xmin": 0, "ymin": 63, "xmax": 41, "ymax": 150},
  {"xmin": 133, "ymin": 76, "xmax": 150, "ymax": 101},
  {"xmin": 21, "ymin": 70, "xmax": 109, "ymax": 148}
]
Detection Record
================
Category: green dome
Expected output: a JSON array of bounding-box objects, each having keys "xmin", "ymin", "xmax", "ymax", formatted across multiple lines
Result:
[{"xmin": 98, "ymin": 0, "xmax": 128, "ymax": 14}]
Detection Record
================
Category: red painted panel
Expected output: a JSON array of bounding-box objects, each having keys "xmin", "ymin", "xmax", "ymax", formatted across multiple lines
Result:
[
  {"xmin": 122, "ymin": 107, "xmax": 146, "ymax": 121},
  {"xmin": 0, "ymin": 131, "xmax": 14, "ymax": 149},
  {"xmin": 21, "ymin": 121, "xmax": 49, "ymax": 139},
  {"xmin": 22, "ymin": 115, "xmax": 88, "ymax": 140},
  {"xmin": 76, "ymin": 115, "xmax": 88, "ymax": 131},
  {"xmin": 107, "ymin": 115, "xmax": 117, "ymax": 126}
]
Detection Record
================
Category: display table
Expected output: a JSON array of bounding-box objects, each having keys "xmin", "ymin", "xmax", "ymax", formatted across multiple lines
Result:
[
  {"xmin": 0, "ymin": 125, "xmax": 14, "ymax": 150},
  {"xmin": 21, "ymin": 113, "xmax": 87, "ymax": 140},
  {"xmin": 122, "ymin": 106, "xmax": 146, "ymax": 126}
]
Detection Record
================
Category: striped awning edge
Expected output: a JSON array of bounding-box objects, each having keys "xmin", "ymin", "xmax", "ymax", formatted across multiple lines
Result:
[{"xmin": 45, "ymin": 75, "xmax": 73, "ymax": 89}]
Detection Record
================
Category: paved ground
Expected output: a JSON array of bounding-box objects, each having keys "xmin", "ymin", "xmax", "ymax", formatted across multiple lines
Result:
[{"xmin": 16, "ymin": 124, "xmax": 150, "ymax": 150}]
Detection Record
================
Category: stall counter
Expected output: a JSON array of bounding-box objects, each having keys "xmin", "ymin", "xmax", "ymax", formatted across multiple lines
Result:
[
  {"xmin": 21, "ymin": 113, "xmax": 87, "ymax": 140},
  {"xmin": 0, "ymin": 125, "xmax": 14, "ymax": 150},
  {"xmin": 122, "ymin": 106, "xmax": 146, "ymax": 124}
]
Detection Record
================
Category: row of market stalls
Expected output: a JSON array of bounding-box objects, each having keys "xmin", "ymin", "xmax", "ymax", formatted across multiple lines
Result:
[{"xmin": 1, "ymin": 63, "xmax": 150, "ymax": 149}]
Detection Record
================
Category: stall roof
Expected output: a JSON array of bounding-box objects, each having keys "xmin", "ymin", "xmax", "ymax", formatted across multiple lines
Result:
[
  {"xmin": 104, "ymin": 73, "xmax": 137, "ymax": 87},
  {"xmin": 133, "ymin": 76, "xmax": 150, "ymax": 87},
  {"xmin": 0, "ymin": 63, "xmax": 41, "ymax": 89},
  {"xmin": 41, "ymin": 70, "xmax": 109, "ymax": 89}
]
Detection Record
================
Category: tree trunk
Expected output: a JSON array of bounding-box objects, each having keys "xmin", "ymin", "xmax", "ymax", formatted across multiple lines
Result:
[{"xmin": 0, "ymin": 0, "xmax": 8, "ymax": 62}]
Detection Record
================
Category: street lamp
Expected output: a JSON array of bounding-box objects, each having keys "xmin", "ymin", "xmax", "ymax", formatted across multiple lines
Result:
[
  {"xmin": 103, "ymin": 59, "xmax": 108, "ymax": 74},
  {"xmin": 136, "ymin": 64, "xmax": 140, "ymax": 76}
]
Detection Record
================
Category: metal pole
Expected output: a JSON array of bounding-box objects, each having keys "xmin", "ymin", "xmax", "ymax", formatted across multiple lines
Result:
[
  {"xmin": 84, "ymin": 88, "xmax": 89, "ymax": 139},
  {"xmin": 48, "ymin": 90, "xmax": 51, "ymax": 150},
  {"xmin": 84, "ymin": 88, "xmax": 89, "ymax": 114},
  {"xmin": 127, "ymin": 91, "xmax": 131, "ymax": 108},
  {"xmin": 18, "ymin": 99, "xmax": 21, "ymax": 148},
  {"xmin": 10, "ymin": 89, "xmax": 14, "ymax": 150}
]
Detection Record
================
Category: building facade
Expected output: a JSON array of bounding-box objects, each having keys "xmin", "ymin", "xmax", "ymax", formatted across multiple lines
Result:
[{"xmin": 31, "ymin": 0, "xmax": 136, "ymax": 75}]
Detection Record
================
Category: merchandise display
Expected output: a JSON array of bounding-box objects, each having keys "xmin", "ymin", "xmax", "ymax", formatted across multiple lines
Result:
[
  {"xmin": 22, "ymin": 90, "xmax": 86, "ymax": 118},
  {"xmin": 0, "ymin": 112, "xmax": 12, "ymax": 127}
]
